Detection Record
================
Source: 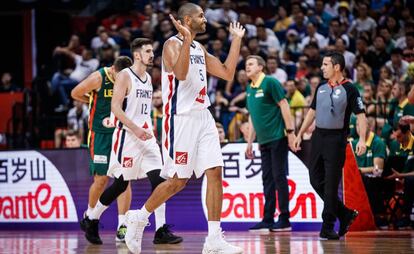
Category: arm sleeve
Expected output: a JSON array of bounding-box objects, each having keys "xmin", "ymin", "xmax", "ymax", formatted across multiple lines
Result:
[
  {"xmin": 310, "ymin": 84, "xmax": 322, "ymax": 110},
  {"xmin": 347, "ymin": 84, "xmax": 365, "ymax": 114},
  {"xmin": 268, "ymin": 77, "xmax": 286, "ymax": 104},
  {"xmin": 373, "ymin": 139, "xmax": 387, "ymax": 159}
]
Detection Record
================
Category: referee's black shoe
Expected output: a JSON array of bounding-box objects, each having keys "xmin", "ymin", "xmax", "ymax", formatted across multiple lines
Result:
[
  {"xmin": 82, "ymin": 217, "xmax": 103, "ymax": 245},
  {"xmin": 153, "ymin": 224, "xmax": 183, "ymax": 244},
  {"xmin": 339, "ymin": 209, "xmax": 359, "ymax": 236},
  {"xmin": 319, "ymin": 228, "xmax": 340, "ymax": 240}
]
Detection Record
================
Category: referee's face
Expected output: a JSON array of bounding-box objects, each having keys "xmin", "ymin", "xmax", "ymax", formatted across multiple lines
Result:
[{"xmin": 321, "ymin": 57, "xmax": 335, "ymax": 80}]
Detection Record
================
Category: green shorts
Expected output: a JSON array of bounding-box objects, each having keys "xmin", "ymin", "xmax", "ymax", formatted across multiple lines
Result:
[{"xmin": 88, "ymin": 131, "xmax": 113, "ymax": 176}]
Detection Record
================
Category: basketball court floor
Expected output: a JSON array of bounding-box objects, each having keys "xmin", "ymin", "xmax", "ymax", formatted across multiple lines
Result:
[{"xmin": 1, "ymin": 230, "xmax": 413, "ymax": 253}]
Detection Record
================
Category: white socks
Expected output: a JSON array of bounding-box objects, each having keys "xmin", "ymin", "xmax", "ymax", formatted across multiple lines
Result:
[
  {"xmin": 89, "ymin": 201, "xmax": 108, "ymax": 220},
  {"xmin": 154, "ymin": 203, "xmax": 166, "ymax": 230},
  {"xmin": 208, "ymin": 221, "xmax": 221, "ymax": 237},
  {"xmin": 118, "ymin": 214, "xmax": 126, "ymax": 229},
  {"xmin": 85, "ymin": 205, "xmax": 93, "ymax": 217},
  {"xmin": 137, "ymin": 205, "xmax": 152, "ymax": 221}
]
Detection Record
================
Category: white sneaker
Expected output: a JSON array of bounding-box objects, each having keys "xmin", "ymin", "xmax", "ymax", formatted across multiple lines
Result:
[
  {"xmin": 202, "ymin": 228, "xmax": 243, "ymax": 254},
  {"xmin": 124, "ymin": 210, "xmax": 149, "ymax": 254}
]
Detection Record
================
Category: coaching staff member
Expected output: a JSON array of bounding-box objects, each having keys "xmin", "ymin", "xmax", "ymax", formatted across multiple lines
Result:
[{"xmin": 293, "ymin": 52, "xmax": 367, "ymax": 240}]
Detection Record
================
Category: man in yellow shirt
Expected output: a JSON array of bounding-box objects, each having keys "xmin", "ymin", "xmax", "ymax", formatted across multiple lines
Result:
[{"xmin": 285, "ymin": 79, "xmax": 306, "ymax": 129}]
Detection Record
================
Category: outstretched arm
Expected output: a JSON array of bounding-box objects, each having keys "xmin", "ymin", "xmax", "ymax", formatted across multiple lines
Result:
[
  {"xmin": 163, "ymin": 15, "xmax": 192, "ymax": 80},
  {"xmin": 203, "ymin": 22, "xmax": 245, "ymax": 81}
]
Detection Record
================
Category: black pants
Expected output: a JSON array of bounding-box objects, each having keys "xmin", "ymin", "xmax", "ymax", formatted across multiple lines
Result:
[
  {"xmin": 309, "ymin": 128, "xmax": 348, "ymax": 229},
  {"xmin": 362, "ymin": 175, "xmax": 394, "ymax": 216},
  {"xmin": 260, "ymin": 137, "xmax": 290, "ymax": 223},
  {"xmin": 403, "ymin": 176, "xmax": 414, "ymax": 215}
]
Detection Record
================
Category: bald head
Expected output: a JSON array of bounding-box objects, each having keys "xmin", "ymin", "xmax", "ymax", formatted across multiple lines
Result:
[{"xmin": 178, "ymin": 3, "xmax": 201, "ymax": 23}]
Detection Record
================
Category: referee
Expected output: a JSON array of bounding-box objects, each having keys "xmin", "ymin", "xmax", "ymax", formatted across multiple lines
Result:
[{"xmin": 293, "ymin": 52, "xmax": 367, "ymax": 240}]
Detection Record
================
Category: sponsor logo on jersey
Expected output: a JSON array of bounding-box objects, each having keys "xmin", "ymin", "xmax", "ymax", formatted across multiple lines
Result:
[
  {"xmin": 94, "ymin": 155, "xmax": 108, "ymax": 164},
  {"xmin": 175, "ymin": 151, "xmax": 188, "ymax": 165},
  {"xmin": 102, "ymin": 117, "xmax": 115, "ymax": 128},
  {"xmin": 123, "ymin": 157, "xmax": 133, "ymax": 168},
  {"xmin": 195, "ymin": 87, "xmax": 206, "ymax": 103}
]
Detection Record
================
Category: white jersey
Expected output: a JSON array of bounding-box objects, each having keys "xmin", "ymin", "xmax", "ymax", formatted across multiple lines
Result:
[
  {"xmin": 115, "ymin": 67, "xmax": 153, "ymax": 132},
  {"xmin": 161, "ymin": 36, "xmax": 210, "ymax": 116}
]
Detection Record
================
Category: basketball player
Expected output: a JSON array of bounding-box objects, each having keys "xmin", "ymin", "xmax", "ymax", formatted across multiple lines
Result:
[
  {"xmin": 71, "ymin": 56, "xmax": 133, "ymax": 242},
  {"xmin": 123, "ymin": 3, "xmax": 245, "ymax": 254},
  {"xmin": 81, "ymin": 38, "xmax": 182, "ymax": 245}
]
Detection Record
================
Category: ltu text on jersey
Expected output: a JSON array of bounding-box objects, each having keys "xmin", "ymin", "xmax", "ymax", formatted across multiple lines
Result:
[
  {"xmin": 136, "ymin": 89, "xmax": 152, "ymax": 98},
  {"xmin": 104, "ymin": 89, "xmax": 113, "ymax": 97},
  {"xmin": 190, "ymin": 55, "xmax": 205, "ymax": 65}
]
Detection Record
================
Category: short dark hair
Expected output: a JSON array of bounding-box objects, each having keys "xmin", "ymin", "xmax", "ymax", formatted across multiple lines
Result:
[
  {"xmin": 177, "ymin": 3, "xmax": 200, "ymax": 23},
  {"xmin": 113, "ymin": 56, "xmax": 133, "ymax": 72},
  {"xmin": 130, "ymin": 38, "xmax": 153, "ymax": 54},
  {"xmin": 391, "ymin": 48, "xmax": 403, "ymax": 56},
  {"xmin": 324, "ymin": 51, "xmax": 345, "ymax": 71},
  {"xmin": 66, "ymin": 129, "xmax": 81, "ymax": 139},
  {"xmin": 246, "ymin": 55, "xmax": 266, "ymax": 68}
]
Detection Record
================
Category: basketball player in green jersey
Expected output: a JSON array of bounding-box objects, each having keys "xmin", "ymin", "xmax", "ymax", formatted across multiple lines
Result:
[{"xmin": 71, "ymin": 56, "xmax": 133, "ymax": 242}]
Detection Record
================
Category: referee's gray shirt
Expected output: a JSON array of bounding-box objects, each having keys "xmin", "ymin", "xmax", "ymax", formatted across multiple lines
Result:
[{"xmin": 310, "ymin": 79, "xmax": 365, "ymax": 132}]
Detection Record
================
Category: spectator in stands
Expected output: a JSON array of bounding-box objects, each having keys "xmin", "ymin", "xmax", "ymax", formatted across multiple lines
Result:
[
  {"xmin": 282, "ymin": 29, "xmax": 301, "ymax": 61},
  {"xmin": 349, "ymin": 2, "xmax": 377, "ymax": 39},
  {"xmin": 216, "ymin": 122, "xmax": 227, "ymax": 144},
  {"xmin": 337, "ymin": 1, "xmax": 353, "ymax": 28},
  {"xmin": 354, "ymin": 63, "xmax": 374, "ymax": 94},
  {"xmin": 205, "ymin": 0, "xmax": 237, "ymax": 28},
  {"xmin": 0, "ymin": 72, "xmax": 19, "ymax": 93},
  {"xmin": 235, "ymin": 121, "xmax": 250, "ymax": 143},
  {"xmin": 91, "ymin": 30, "xmax": 117, "ymax": 53},
  {"xmin": 267, "ymin": 56, "xmax": 287, "ymax": 85},
  {"xmin": 51, "ymin": 48, "xmax": 99, "ymax": 112},
  {"xmin": 65, "ymin": 129, "xmax": 82, "ymax": 148},
  {"xmin": 386, "ymin": 48, "xmax": 409, "ymax": 80},
  {"xmin": 209, "ymin": 39, "xmax": 228, "ymax": 62},
  {"xmin": 247, "ymin": 37, "xmax": 267, "ymax": 61},
  {"xmin": 256, "ymin": 24, "xmax": 280, "ymax": 55},
  {"xmin": 303, "ymin": 42, "xmax": 322, "ymax": 75},
  {"xmin": 386, "ymin": 121, "xmax": 414, "ymax": 229},
  {"xmin": 371, "ymin": 35, "xmax": 391, "ymax": 79},
  {"xmin": 154, "ymin": 19, "xmax": 174, "ymax": 55},
  {"xmin": 324, "ymin": 0, "xmax": 339, "ymax": 18},
  {"xmin": 395, "ymin": 22, "xmax": 414, "ymax": 49},
  {"xmin": 295, "ymin": 55, "xmax": 309, "ymax": 80},
  {"xmin": 288, "ymin": 9, "xmax": 308, "ymax": 39},
  {"xmin": 403, "ymin": 49, "xmax": 414, "ymax": 64},
  {"xmin": 143, "ymin": 3, "xmax": 158, "ymax": 30},
  {"xmin": 98, "ymin": 44, "xmax": 116, "ymax": 68},
  {"xmin": 362, "ymin": 83, "xmax": 377, "ymax": 116},
  {"xmin": 352, "ymin": 117, "xmax": 388, "ymax": 229},
  {"xmin": 54, "ymin": 100, "xmax": 89, "ymax": 148},
  {"xmin": 379, "ymin": 66, "xmax": 394, "ymax": 82},
  {"xmin": 272, "ymin": 6, "xmax": 293, "ymax": 33},
  {"xmin": 326, "ymin": 18, "xmax": 350, "ymax": 47},
  {"xmin": 355, "ymin": 36, "xmax": 376, "ymax": 68},
  {"xmin": 299, "ymin": 22, "xmax": 327, "ymax": 51},
  {"xmin": 334, "ymin": 37, "xmax": 355, "ymax": 72},
  {"xmin": 378, "ymin": 26, "xmax": 396, "ymax": 54},
  {"xmin": 309, "ymin": 0, "xmax": 332, "ymax": 36},
  {"xmin": 285, "ymin": 80, "xmax": 306, "ymax": 129},
  {"xmin": 307, "ymin": 75, "xmax": 321, "ymax": 105}
]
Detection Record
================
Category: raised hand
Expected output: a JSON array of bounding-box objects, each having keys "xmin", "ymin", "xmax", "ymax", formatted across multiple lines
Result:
[
  {"xmin": 170, "ymin": 14, "xmax": 191, "ymax": 39},
  {"xmin": 229, "ymin": 21, "xmax": 245, "ymax": 39}
]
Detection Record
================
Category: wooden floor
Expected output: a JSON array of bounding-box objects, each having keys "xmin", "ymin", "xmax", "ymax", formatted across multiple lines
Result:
[{"xmin": 1, "ymin": 230, "xmax": 414, "ymax": 254}]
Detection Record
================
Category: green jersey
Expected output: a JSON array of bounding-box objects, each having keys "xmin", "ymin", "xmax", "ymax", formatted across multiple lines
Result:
[
  {"xmin": 246, "ymin": 73, "xmax": 286, "ymax": 144},
  {"xmin": 352, "ymin": 132, "xmax": 386, "ymax": 168},
  {"xmin": 389, "ymin": 134, "xmax": 414, "ymax": 173},
  {"xmin": 88, "ymin": 67, "xmax": 115, "ymax": 134}
]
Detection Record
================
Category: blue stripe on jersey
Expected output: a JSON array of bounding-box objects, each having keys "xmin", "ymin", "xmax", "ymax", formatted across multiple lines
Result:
[
  {"xmin": 117, "ymin": 129, "xmax": 126, "ymax": 164},
  {"xmin": 118, "ymin": 98, "xmax": 128, "ymax": 129},
  {"xmin": 169, "ymin": 78, "xmax": 179, "ymax": 159}
]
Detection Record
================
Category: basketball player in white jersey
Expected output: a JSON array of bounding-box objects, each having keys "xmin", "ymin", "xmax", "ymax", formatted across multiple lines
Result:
[
  {"xmin": 82, "ymin": 38, "xmax": 182, "ymax": 246},
  {"xmin": 124, "ymin": 3, "xmax": 245, "ymax": 254}
]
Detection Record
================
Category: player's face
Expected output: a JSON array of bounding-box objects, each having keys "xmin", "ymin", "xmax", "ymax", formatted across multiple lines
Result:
[
  {"xmin": 138, "ymin": 44, "xmax": 154, "ymax": 67},
  {"xmin": 189, "ymin": 7, "xmax": 207, "ymax": 33}
]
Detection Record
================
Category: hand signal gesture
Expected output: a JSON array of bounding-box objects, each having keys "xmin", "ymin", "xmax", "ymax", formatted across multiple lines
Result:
[
  {"xmin": 229, "ymin": 22, "xmax": 245, "ymax": 39},
  {"xmin": 170, "ymin": 14, "xmax": 191, "ymax": 39}
]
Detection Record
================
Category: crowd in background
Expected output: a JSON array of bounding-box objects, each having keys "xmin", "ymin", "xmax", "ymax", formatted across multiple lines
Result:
[{"xmin": 2, "ymin": 0, "xmax": 414, "ymax": 229}]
